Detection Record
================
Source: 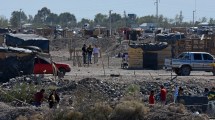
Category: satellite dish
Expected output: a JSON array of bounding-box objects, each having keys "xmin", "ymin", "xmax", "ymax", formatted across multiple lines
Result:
[{"xmin": 201, "ymin": 34, "xmax": 205, "ymax": 40}]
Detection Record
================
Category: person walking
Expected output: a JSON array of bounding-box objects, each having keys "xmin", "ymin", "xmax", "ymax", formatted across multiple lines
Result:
[
  {"xmin": 160, "ymin": 85, "xmax": 167, "ymax": 105},
  {"xmin": 48, "ymin": 90, "xmax": 60, "ymax": 108},
  {"xmin": 82, "ymin": 44, "xmax": 87, "ymax": 64},
  {"xmin": 33, "ymin": 89, "xmax": 45, "ymax": 107},
  {"xmin": 87, "ymin": 45, "xmax": 93, "ymax": 64},
  {"xmin": 93, "ymin": 45, "xmax": 100, "ymax": 64}
]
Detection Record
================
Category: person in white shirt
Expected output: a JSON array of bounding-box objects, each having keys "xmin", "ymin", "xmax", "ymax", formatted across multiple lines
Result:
[{"xmin": 93, "ymin": 45, "xmax": 100, "ymax": 64}]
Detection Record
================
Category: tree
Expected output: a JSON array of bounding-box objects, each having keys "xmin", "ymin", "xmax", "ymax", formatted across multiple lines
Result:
[
  {"xmin": 199, "ymin": 17, "xmax": 207, "ymax": 23},
  {"xmin": 59, "ymin": 12, "xmax": 76, "ymax": 28},
  {"xmin": 0, "ymin": 16, "xmax": 8, "ymax": 27},
  {"xmin": 111, "ymin": 13, "xmax": 123, "ymax": 29},
  {"xmin": 179, "ymin": 11, "xmax": 184, "ymax": 24},
  {"xmin": 27, "ymin": 15, "xmax": 34, "ymax": 23},
  {"xmin": 94, "ymin": 13, "xmax": 108, "ymax": 26},
  {"xmin": 77, "ymin": 18, "xmax": 93, "ymax": 28},
  {"xmin": 10, "ymin": 10, "xmax": 27, "ymax": 28},
  {"xmin": 137, "ymin": 15, "xmax": 156, "ymax": 24},
  {"xmin": 174, "ymin": 14, "xmax": 180, "ymax": 26},
  {"xmin": 209, "ymin": 18, "xmax": 215, "ymax": 24},
  {"xmin": 33, "ymin": 7, "xmax": 51, "ymax": 24},
  {"xmin": 46, "ymin": 13, "xmax": 59, "ymax": 25}
]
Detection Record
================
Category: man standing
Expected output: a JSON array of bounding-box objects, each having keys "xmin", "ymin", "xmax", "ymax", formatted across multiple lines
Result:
[
  {"xmin": 93, "ymin": 45, "xmax": 100, "ymax": 64},
  {"xmin": 87, "ymin": 45, "xmax": 93, "ymax": 64},
  {"xmin": 82, "ymin": 44, "xmax": 87, "ymax": 64}
]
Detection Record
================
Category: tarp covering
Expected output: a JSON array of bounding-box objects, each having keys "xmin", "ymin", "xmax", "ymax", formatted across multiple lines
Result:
[
  {"xmin": 0, "ymin": 46, "xmax": 36, "ymax": 82},
  {"xmin": 0, "ymin": 28, "xmax": 9, "ymax": 34},
  {"xmin": 129, "ymin": 42, "xmax": 168, "ymax": 51},
  {"xmin": 5, "ymin": 33, "xmax": 49, "ymax": 53},
  {"xmin": 0, "ymin": 46, "xmax": 32, "ymax": 53},
  {"xmin": 156, "ymin": 33, "xmax": 186, "ymax": 44}
]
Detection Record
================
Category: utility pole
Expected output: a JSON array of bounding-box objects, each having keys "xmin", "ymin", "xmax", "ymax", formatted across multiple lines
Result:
[
  {"xmin": 154, "ymin": 0, "xmax": 159, "ymax": 28},
  {"xmin": 124, "ymin": 10, "xmax": 127, "ymax": 27},
  {"xmin": 193, "ymin": 0, "xmax": 197, "ymax": 26},
  {"xmin": 193, "ymin": 10, "xmax": 196, "ymax": 26},
  {"xmin": 179, "ymin": 11, "xmax": 183, "ymax": 24},
  {"xmin": 19, "ymin": 9, "xmax": 22, "ymax": 31},
  {"xmin": 109, "ymin": 10, "xmax": 112, "ymax": 37}
]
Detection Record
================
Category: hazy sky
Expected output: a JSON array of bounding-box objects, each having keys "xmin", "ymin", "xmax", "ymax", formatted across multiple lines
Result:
[{"xmin": 0, "ymin": 0, "xmax": 214, "ymax": 22}]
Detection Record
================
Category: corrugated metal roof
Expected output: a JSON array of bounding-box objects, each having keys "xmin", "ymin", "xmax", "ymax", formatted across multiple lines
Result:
[
  {"xmin": 0, "ymin": 46, "xmax": 32, "ymax": 53},
  {"xmin": 7, "ymin": 33, "xmax": 48, "ymax": 41}
]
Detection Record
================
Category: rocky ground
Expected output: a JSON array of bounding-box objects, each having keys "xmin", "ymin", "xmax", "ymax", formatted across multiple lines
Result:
[{"xmin": 0, "ymin": 37, "xmax": 215, "ymax": 120}]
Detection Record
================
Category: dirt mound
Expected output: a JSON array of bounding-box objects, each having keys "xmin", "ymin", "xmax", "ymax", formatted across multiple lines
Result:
[{"xmin": 0, "ymin": 76, "xmax": 213, "ymax": 119}]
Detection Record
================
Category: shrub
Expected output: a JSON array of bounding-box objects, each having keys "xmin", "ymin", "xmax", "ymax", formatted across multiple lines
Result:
[
  {"xmin": 121, "ymin": 84, "xmax": 142, "ymax": 102},
  {"xmin": 29, "ymin": 113, "xmax": 45, "ymax": 120},
  {"xmin": 109, "ymin": 101, "xmax": 148, "ymax": 120},
  {"xmin": 82, "ymin": 102, "xmax": 113, "ymax": 120},
  {"xmin": 0, "ymin": 83, "xmax": 37, "ymax": 104},
  {"xmin": 168, "ymin": 103, "xmax": 186, "ymax": 114},
  {"xmin": 66, "ymin": 111, "xmax": 83, "ymax": 120},
  {"xmin": 126, "ymin": 84, "xmax": 140, "ymax": 95},
  {"xmin": 15, "ymin": 115, "xmax": 28, "ymax": 120}
]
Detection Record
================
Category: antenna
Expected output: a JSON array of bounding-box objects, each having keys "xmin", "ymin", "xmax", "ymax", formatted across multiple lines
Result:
[
  {"xmin": 154, "ymin": 0, "xmax": 160, "ymax": 27},
  {"xmin": 124, "ymin": 10, "xmax": 127, "ymax": 27},
  {"xmin": 193, "ymin": 0, "xmax": 197, "ymax": 24}
]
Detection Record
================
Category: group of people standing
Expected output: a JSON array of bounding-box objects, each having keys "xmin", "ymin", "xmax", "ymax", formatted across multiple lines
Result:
[
  {"xmin": 82, "ymin": 44, "xmax": 100, "ymax": 65},
  {"xmin": 148, "ymin": 85, "xmax": 215, "ymax": 106},
  {"xmin": 149, "ymin": 85, "xmax": 168, "ymax": 105}
]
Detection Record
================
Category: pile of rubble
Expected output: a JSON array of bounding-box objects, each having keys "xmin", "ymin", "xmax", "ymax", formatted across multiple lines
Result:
[{"xmin": 0, "ymin": 76, "xmax": 213, "ymax": 119}]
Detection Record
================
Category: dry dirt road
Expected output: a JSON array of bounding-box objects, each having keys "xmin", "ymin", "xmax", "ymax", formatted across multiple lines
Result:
[{"xmin": 50, "ymin": 50, "xmax": 215, "ymax": 82}]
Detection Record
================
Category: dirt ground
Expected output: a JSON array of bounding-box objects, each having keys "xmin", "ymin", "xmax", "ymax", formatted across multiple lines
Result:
[
  {"xmin": 48, "ymin": 40, "xmax": 215, "ymax": 119},
  {"xmin": 0, "ymin": 38, "xmax": 215, "ymax": 120}
]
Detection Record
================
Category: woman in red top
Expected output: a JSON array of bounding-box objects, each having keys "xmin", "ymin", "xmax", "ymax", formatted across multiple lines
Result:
[
  {"xmin": 160, "ymin": 85, "xmax": 167, "ymax": 105},
  {"xmin": 149, "ymin": 90, "xmax": 155, "ymax": 105}
]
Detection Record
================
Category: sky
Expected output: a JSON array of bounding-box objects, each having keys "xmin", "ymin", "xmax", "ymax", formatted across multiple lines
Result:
[{"xmin": 0, "ymin": 0, "xmax": 215, "ymax": 22}]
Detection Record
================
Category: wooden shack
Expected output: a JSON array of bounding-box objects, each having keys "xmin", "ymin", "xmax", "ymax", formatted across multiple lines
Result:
[
  {"xmin": 175, "ymin": 34, "xmax": 215, "ymax": 55},
  {"xmin": 128, "ymin": 46, "xmax": 171, "ymax": 69},
  {"xmin": 144, "ymin": 46, "xmax": 171, "ymax": 69},
  {"xmin": 35, "ymin": 28, "xmax": 53, "ymax": 37},
  {"xmin": 171, "ymin": 27, "xmax": 187, "ymax": 35},
  {"xmin": 0, "ymin": 35, "xmax": 4, "ymax": 46},
  {"xmin": 128, "ymin": 47, "xmax": 143, "ymax": 69}
]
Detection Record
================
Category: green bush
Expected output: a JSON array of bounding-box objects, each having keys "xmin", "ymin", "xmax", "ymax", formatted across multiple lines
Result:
[
  {"xmin": 126, "ymin": 84, "xmax": 140, "ymax": 94},
  {"xmin": 0, "ymin": 83, "xmax": 37, "ymax": 104}
]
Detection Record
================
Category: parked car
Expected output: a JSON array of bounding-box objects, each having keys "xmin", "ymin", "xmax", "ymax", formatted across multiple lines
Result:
[
  {"xmin": 33, "ymin": 57, "xmax": 71, "ymax": 75},
  {"xmin": 164, "ymin": 52, "xmax": 215, "ymax": 76}
]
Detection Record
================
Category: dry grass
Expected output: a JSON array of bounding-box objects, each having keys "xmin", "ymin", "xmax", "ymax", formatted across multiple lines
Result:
[
  {"xmin": 66, "ymin": 111, "xmax": 83, "ymax": 120},
  {"xmin": 29, "ymin": 113, "xmax": 45, "ymax": 120},
  {"xmin": 109, "ymin": 101, "xmax": 148, "ymax": 120},
  {"xmin": 15, "ymin": 115, "xmax": 28, "ymax": 120},
  {"xmin": 82, "ymin": 102, "xmax": 113, "ymax": 120},
  {"xmin": 167, "ymin": 103, "xmax": 186, "ymax": 114}
]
